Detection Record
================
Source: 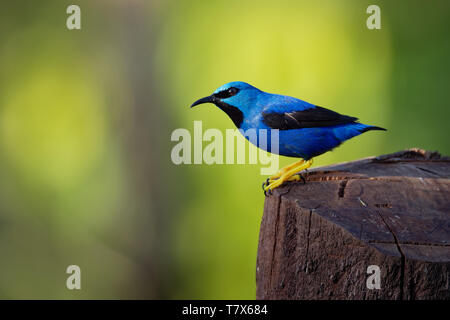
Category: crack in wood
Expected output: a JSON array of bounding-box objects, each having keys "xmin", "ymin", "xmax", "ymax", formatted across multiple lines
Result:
[
  {"xmin": 416, "ymin": 166, "xmax": 443, "ymax": 177},
  {"xmin": 359, "ymin": 187, "xmax": 407, "ymax": 299},
  {"xmin": 269, "ymin": 195, "xmax": 282, "ymax": 290},
  {"xmin": 304, "ymin": 210, "xmax": 313, "ymax": 274},
  {"xmin": 301, "ymin": 176, "xmax": 416, "ymax": 183},
  {"xmin": 372, "ymin": 207, "xmax": 406, "ymax": 300},
  {"xmin": 368, "ymin": 240, "xmax": 450, "ymax": 247},
  {"xmin": 338, "ymin": 180, "xmax": 348, "ymax": 198}
]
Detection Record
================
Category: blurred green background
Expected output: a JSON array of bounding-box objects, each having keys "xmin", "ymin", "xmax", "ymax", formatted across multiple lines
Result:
[{"xmin": 0, "ymin": 0, "xmax": 448, "ymax": 299}]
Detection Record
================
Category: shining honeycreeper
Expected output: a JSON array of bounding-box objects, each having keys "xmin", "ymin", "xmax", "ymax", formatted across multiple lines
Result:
[{"xmin": 191, "ymin": 81, "xmax": 386, "ymax": 195}]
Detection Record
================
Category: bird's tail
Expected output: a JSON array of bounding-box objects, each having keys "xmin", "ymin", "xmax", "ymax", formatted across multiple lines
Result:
[{"xmin": 333, "ymin": 123, "xmax": 386, "ymax": 142}]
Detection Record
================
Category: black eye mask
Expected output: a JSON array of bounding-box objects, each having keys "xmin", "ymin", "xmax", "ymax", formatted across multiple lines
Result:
[{"xmin": 213, "ymin": 87, "xmax": 239, "ymax": 99}]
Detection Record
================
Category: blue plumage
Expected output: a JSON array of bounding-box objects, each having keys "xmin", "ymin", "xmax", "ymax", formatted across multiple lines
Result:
[{"xmin": 192, "ymin": 81, "xmax": 385, "ymax": 160}]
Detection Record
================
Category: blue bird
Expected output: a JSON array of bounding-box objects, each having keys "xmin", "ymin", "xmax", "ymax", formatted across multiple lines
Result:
[{"xmin": 191, "ymin": 81, "xmax": 386, "ymax": 195}]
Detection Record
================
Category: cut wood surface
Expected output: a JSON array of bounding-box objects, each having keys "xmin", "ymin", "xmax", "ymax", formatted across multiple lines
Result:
[{"xmin": 256, "ymin": 148, "xmax": 450, "ymax": 299}]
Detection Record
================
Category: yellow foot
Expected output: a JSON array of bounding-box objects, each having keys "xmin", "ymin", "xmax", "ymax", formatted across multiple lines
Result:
[
  {"xmin": 268, "ymin": 159, "xmax": 305, "ymax": 181},
  {"xmin": 262, "ymin": 159, "xmax": 306, "ymax": 190},
  {"xmin": 261, "ymin": 170, "xmax": 307, "ymax": 190},
  {"xmin": 263, "ymin": 159, "xmax": 313, "ymax": 196}
]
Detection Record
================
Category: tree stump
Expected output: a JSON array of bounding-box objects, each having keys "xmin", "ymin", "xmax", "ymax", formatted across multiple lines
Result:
[{"xmin": 256, "ymin": 148, "xmax": 450, "ymax": 300}]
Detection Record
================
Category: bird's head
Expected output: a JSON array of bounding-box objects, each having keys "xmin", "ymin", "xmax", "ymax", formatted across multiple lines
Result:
[{"xmin": 190, "ymin": 81, "xmax": 261, "ymax": 128}]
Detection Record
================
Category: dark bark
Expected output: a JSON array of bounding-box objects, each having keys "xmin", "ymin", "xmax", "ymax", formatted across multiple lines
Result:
[{"xmin": 256, "ymin": 148, "xmax": 450, "ymax": 299}]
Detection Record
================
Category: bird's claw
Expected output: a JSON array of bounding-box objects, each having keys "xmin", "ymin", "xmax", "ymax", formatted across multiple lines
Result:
[
  {"xmin": 263, "ymin": 187, "xmax": 273, "ymax": 197},
  {"xmin": 296, "ymin": 172, "xmax": 307, "ymax": 184},
  {"xmin": 262, "ymin": 171, "xmax": 308, "ymax": 196},
  {"xmin": 262, "ymin": 178, "xmax": 270, "ymax": 191},
  {"xmin": 263, "ymin": 178, "xmax": 274, "ymax": 196},
  {"xmin": 262, "ymin": 159, "xmax": 313, "ymax": 196}
]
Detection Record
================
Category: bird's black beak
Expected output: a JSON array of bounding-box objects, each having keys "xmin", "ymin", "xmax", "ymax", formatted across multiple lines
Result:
[{"xmin": 190, "ymin": 95, "xmax": 216, "ymax": 108}]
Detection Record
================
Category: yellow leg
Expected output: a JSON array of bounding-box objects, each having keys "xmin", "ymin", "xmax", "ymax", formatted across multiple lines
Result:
[
  {"xmin": 264, "ymin": 159, "xmax": 313, "ymax": 194},
  {"xmin": 268, "ymin": 159, "xmax": 305, "ymax": 181}
]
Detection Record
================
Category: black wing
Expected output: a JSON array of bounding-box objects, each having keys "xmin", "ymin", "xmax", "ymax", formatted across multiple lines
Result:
[{"xmin": 262, "ymin": 106, "xmax": 358, "ymax": 130}]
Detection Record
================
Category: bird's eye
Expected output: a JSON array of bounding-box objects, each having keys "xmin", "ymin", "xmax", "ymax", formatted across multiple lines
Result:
[
  {"xmin": 228, "ymin": 87, "xmax": 237, "ymax": 96},
  {"xmin": 214, "ymin": 87, "xmax": 239, "ymax": 99}
]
